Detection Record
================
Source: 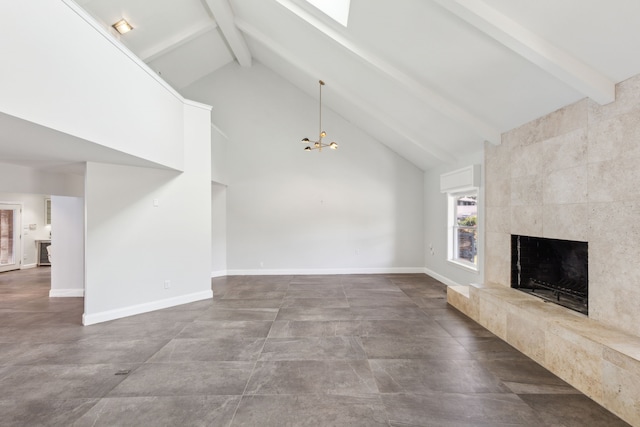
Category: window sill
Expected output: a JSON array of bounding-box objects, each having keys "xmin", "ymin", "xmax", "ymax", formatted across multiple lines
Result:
[{"xmin": 448, "ymin": 258, "xmax": 479, "ymax": 273}]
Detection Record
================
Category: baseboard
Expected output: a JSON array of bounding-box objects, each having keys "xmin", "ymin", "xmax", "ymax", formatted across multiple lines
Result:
[
  {"xmin": 218, "ymin": 267, "xmax": 458, "ymax": 285},
  {"xmin": 423, "ymin": 267, "xmax": 463, "ymax": 287},
  {"xmin": 50, "ymin": 288, "xmax": 84, "ymax": 297},
  {"xmin": 211, "ymin": 270, "xmax": 228, "ymax": 278},
  {"xmin": 82, "ymin": 289, "xmax": 213, "ymax": 326},
  {"xmin": 225, "ymin": 267, "xmax": 425, "ymax": 276},
  {"xmin": 21, "ymin": 263, "xmax": 37, "ymax": 270}
]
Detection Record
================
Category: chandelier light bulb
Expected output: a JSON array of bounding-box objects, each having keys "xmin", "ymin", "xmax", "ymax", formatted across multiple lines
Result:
[{"xmin": 298, "ymin": 80, "xmax": 339, "ymax": 153}]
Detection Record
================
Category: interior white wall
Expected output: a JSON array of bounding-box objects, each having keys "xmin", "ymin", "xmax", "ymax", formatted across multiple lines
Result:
[
  {"xmin": 182, "ymin": 62, "xmax": 425, "ymax": 274},
  {"xmin": 424, "ymin": 150, "xmax": 485, "ymax": 286},
  {"xmin": 0, "ymin": 163, "xmax": 83, "ymax": 197},
  {"xmin": 211, "ymin": 126, "xmax": 228, "ymax": 185},
  {"xmin": 0, "ymin": 192, "xmax": 50, "ymax": 268},
  {"xmin": 211, "ymin": 183, "xmax": 228, "ymax": 276},
  {"xmin": 0, "ymin": 1, "xmax": 184, "ymax": 170},
  {"xmin": 83, "ymin": 102, "xmax": 212, "ymax": 325},
  {"xmin": 50, "ymin": 195, "xmax": 84, "ymax": 297}
]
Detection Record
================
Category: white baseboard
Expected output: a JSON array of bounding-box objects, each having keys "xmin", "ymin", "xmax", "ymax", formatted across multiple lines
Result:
[
  {"xmin": 211, "ymin": 270, "xmax": 228, "ymax": 278},
  {"xmin": 82, "ymin": 289, "xmax": 213, "ymax": 326},
  {"xmin": 423, "ymin": 267, "xmax": 463, "ymax": 287},
  {"xmin": 215, "ymin": 267, "xmax": 460, "ymax": 287},
  {"xmin": 50, "ymin": 288, "xmax": 84, "ymax": 297},
  {"xmin": 225, "ymin": 267, "xmax": 425, "ymax": 276},
  {"xmin": 21, "ymin": 263, "xmax": 37, "ymax": 270}
]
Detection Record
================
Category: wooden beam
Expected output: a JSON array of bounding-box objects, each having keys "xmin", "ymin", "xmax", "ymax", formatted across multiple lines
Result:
[
  {"xmin": 431, "ymin": 0, "xmax": 615, "ymax": 105},
  {"xmin": 139, "ymin": 20, "xmax": 217, "ymax": 62},
  {"xmin": 236, "ymin": 19, "xmax": 459, "ymax": 165},
  {"xmin": 204, "ymin": 0, "xmax": 252, "ymax": 67},
  {"xmin": 274, "ymin": 0, "xmax": 501, "ymax": 145}
]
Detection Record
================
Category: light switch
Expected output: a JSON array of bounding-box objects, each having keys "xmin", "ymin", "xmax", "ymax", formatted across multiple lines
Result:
[{"xmin": 153, "ymin": 198, "xmax": 159, "ymax": 207}]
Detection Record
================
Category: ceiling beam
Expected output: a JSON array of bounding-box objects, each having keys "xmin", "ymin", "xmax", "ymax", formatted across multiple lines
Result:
[
  {"xmin": 274, "ymin": 0, "xmax": 501, "ymax": 145},
  {"xmin": 236, "ymin": 19, "xmax": 459, "ymax": 165},
  {"xmin": 204, "ymin": 0, "xmax": 252, "ymax": 67},
  {"xmin": 139, "ymin": 20, "xmax": 217, "ymax": 63},
  {"xmin": 431, "ymin": 0, "xmax": 615, "ymax": 105}
]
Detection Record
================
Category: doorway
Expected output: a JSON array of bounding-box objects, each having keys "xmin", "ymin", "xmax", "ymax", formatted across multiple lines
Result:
[{"xmin": 0, "ymin": 203, "xmax": 22, "ymax": 273}]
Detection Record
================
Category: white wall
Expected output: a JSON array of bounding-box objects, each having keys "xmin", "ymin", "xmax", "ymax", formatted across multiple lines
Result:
[
  {"xmin": 182, "ymin": 62, "xmax": 424, "ymax": 274},
  {"xmin": 0, "ymin": 192, "xmax": 50, "ymax": 268},
  {"xmin": 0, "ymin": 163, "xmax": 83, "ymax": 198},
  {"xmin": 211, "ymin": 183, "xmax": 227, "ymax": 276},
  {"xmin": 50, "ymin": 195, "xmax": 84, "ymax": 297},
  {"xmin": 1, "ymin": 1, "xmax": 214, "ymax": 324},
  {"xmin": 0, "ymin": 1, "xmax": 184, "ymax": 170},
  {"xmin": 83, "ymin": 102, "xmax": 212, "ymax": 325},
  {"xmin": 424, "ymin": 150, "xmax": 485, "ymax": 286},
  {"xmin": 211, "ymin": 126, "xmax": 229, "ymax": 185}
]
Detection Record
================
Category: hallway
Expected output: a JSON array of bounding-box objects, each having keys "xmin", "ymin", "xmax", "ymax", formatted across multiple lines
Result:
[{"xmin": 0, "ymin": 268, "xmax": 629, "ymax": 426}]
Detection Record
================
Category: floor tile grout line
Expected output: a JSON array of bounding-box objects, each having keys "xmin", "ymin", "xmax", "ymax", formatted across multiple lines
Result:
[{"xmin": 226, "ymin": 276, "xmax": 290, "ymax": 426}]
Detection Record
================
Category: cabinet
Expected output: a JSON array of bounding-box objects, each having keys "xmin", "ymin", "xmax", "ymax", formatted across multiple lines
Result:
[{"xmin": 36, "ymin": 240, "xmax": 51, "ymax": 266}]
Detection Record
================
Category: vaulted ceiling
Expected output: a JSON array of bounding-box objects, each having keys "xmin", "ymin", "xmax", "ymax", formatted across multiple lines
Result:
[{"xmin": 77, "ymin": 0, "xmax": 640, "ymax": 170}]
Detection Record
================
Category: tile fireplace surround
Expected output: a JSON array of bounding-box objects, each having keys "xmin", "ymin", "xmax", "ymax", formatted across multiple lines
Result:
[{"xmin": 448, "ymin": 74, "xmax": 640, "ymax": 426}]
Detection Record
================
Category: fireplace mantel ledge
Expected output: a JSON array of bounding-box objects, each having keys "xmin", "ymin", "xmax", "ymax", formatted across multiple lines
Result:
[{"xmin": 447, "ymin": 283, "xmax": 640, "ymax": 426}]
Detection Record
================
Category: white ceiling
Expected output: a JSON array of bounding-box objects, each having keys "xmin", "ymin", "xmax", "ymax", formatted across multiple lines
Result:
[{"xmin": 27, "ymin": 0, "xmax": 640, "ymax": 170}]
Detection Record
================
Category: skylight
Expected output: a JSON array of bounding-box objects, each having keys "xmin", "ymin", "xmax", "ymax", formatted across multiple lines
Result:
[{"xmin": 304, "ymin": 0, "xmax": 351, "ymax": 26}]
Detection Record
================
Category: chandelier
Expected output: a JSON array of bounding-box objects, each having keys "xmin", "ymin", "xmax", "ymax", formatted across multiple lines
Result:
[{"xmin": 301, "ymin": 80, "xmax": 338, "ymax": 152}]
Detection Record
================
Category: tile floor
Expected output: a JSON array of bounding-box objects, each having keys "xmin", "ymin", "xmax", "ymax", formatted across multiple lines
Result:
[{"xmin": 0, "ymin": 268, "xmax": 630, "ymax": 426}]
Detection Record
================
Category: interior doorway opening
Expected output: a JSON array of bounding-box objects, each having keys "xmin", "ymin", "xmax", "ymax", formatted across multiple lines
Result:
[{"xmin": 0, "ymin": 203, "xmax": 22, "ymax": 273}]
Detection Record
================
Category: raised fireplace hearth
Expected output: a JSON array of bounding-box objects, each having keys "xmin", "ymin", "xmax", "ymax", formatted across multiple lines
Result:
[{"xmin": 511, "ymin": 235, "xmax": 588, "ymax": 315}]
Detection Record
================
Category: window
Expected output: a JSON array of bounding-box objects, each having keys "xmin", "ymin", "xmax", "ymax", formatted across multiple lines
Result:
[
  {"xmin": 303, "ymin": 0, "xmax": 351, "ymax": 26},
  {"xmin": 44, "ymin": 198, "xmax": 51, "ymax": 226},
  {"xmin": 440, "ymin": 165, "xmax": 480, "ymax": 271},
  {"xmin": 448, "ymin": 191, "xmax": 478, "ymax": 270}
]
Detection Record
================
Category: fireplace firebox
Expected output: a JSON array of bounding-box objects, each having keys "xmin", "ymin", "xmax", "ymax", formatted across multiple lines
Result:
[{"xmin": 511, "ymin": 235, "xmax": 588, "ymax": 315}]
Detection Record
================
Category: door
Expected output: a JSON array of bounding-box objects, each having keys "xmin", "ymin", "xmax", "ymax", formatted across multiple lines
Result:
[{"xmin": 0, "ymin": 204, "xmax": 21, "ymax": 273}]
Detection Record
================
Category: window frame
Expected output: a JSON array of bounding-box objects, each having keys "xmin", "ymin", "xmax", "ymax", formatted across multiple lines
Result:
[
  {"xmin": 447, "ymin": 189, "xmax": 479, "ymax": 272},
  {"xmin": 44, "ymin": 197, "xmax": 51, "ymax": 226}
]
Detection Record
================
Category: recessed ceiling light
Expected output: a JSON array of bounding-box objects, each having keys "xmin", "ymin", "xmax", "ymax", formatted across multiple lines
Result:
[{"xmin": 112, "ymin": 18, "xmax": 133, "ymax": 35}]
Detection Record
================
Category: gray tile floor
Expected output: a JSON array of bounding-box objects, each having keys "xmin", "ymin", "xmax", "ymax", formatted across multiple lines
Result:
[{"xmin": 0, "ymin": 268, "xmax": 630, "ymax": 426}]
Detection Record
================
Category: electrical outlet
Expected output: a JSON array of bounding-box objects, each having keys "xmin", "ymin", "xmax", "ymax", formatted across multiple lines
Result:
[
  {"xmin": 164, "ymin": 280, "xmax": 171, "ymax": 289},
  {"xmin": 259, "ymin": 261, "xmax": 264, "ymax": 268}
]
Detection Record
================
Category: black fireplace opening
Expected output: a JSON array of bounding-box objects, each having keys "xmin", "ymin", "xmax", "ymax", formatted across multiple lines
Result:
[{"xmin": 511, "ymin": 235, "xmax": 588, "ymax": 315}]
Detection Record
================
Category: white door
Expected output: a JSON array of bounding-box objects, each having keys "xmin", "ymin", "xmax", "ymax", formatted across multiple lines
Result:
[{"xmin": 0, "ymin": 204, "xmax": 22, "ymax": 273}]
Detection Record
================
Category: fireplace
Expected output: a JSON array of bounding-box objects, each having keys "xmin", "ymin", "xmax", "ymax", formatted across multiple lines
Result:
[{"xmin": 511, "ymin": 235, "xmax": 588, "ymax": 315}]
